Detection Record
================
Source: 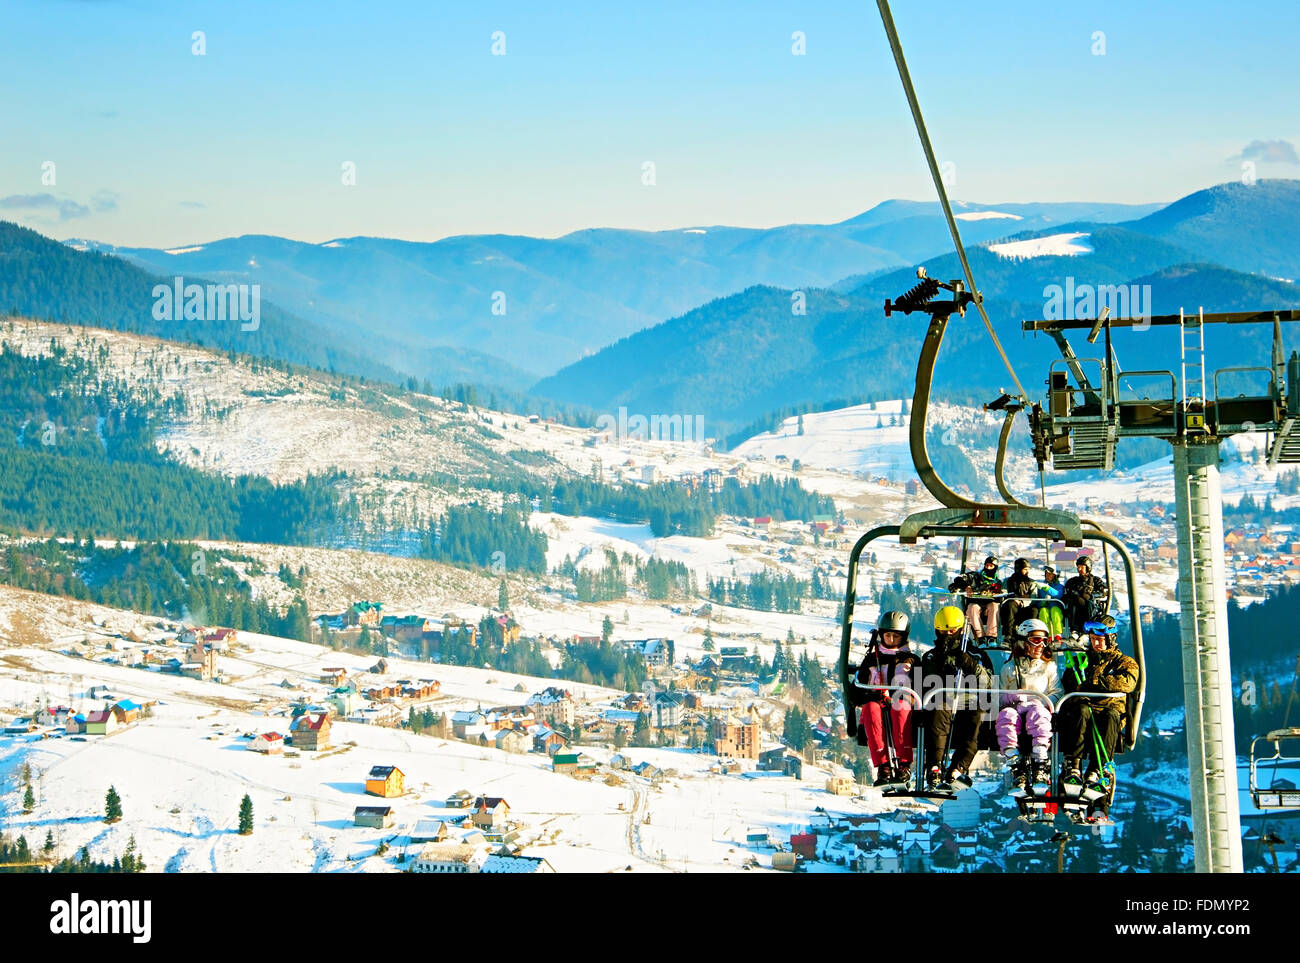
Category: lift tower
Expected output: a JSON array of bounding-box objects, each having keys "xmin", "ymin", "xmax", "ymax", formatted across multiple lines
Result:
[{"xmin": 1026, "ymin": 308, "xmax": 1300, "ymax": 872}]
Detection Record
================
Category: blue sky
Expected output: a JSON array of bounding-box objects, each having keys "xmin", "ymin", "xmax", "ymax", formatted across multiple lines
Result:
[{"xmin": 2, "ymin": 0, "xmax": 1298, "ymax": 247}]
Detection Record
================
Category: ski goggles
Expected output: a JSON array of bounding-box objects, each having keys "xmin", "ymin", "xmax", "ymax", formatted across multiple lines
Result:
[{"xmin": 1083, "ymin": 621, "xmax": 1116, "ymax": 637}]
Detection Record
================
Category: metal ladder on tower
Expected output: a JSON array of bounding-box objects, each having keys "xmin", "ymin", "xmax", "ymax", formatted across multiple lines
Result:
[
  {"xmin": 1268, "ymin": 349, "xmax": 1300, "ymax": 465},
  {"xmin": 1181, "ymin": 307, "xmax": 1208, "ymax": 434}
]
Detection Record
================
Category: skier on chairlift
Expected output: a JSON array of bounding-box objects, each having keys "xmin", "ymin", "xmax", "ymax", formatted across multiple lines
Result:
[
  {"xmin": 948, "ymin": 555, "xmax": 1003, "ymax": 642},
  {"xmin": 996, "ymin": 618, "xmax": 1061, "ymax": 791},
  {"xmin": 1037, "ymin": 565, "xmax": 1066, "ymax": 639},
  {"xmin": 1062, "ymin": 554, "xmax": 1108, "ymax": 634},
  {"xmin": 921, "ymin": 606, "xmax": 994, "ymax": 790},
  {"xmin": 1003, "ymin": 557, "xmax": 1037, "ymax": 634},
  {"xmin": 852, "ymin": 611, "xmax": 916, "ymax": 787},
  {"xmin": 1057, "ymin": 615, "xmax": 1137, "ymax": 807}
]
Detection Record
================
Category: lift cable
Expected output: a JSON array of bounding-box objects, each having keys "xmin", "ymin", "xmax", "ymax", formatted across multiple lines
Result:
[{"xmin": 876, "ymin": 0, "xmax": 1031, "ymax": 406}]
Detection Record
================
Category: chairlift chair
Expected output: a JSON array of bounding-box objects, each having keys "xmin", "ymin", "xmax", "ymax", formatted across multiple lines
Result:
[{"xmin": 1249, "ymin": 728, "xmax": 1300, "ymax": 809}]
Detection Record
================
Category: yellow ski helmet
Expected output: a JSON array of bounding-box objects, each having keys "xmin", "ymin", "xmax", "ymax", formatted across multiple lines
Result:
[{"xmin": 934, "ymin": 606, "xmax": 965, "ymax": 633}]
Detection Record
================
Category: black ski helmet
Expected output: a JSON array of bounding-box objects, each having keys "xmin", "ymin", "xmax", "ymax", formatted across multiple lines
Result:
[
  {"xmin": 1014, "ymin": 557, "xmax": 1029, "ymax": 571},
  {"xmin": 878, "ymin": 611, "xmax": 910, "ymax": 644}
]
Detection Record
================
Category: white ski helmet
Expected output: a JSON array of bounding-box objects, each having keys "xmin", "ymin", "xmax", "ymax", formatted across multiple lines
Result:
[{"xmin": 1017, "ymin": 618, "xmax": 1050, "ymax": 640}]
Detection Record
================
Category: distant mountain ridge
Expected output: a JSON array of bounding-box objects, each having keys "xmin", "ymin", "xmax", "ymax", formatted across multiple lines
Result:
[
  {"xmin": 63, "ymin": 199, "xmax": 1161, "ymax": 376},
  {"xmin": 0, "ymin": 221, "xmax": 535, "ymax": 391}
]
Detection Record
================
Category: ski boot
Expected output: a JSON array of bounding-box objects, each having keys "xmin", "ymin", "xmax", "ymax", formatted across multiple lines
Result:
[
  {"xmin": 1009, "ymin": 761, "xmax": 1029, "ymax": 793},
  {"xmin": 1060, "ymin": 765, "xmax": 1084, "ymax": 798},
  {"xmin": 1081, "ymin": 767, "xmax": 1107, "ymax": 802},
  {"xmin": 875, "ymin": 764, "xmax": 895, "ymax": 786},
  {"xmin": 949, "ymin": 768, "xmax": 973, "ymax": 789},
  {"xmin": 1029, "ymin": 759, "xmax": 1052, "ymax": 794},
  {"xmin": 925, "ymin": 765, "xmax": 943, "ymax": 791}
]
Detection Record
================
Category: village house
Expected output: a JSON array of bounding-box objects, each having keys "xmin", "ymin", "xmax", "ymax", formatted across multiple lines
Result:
[
  {"xmin": 444, "ymin": 789, "xmax": 474, "ymax": 809},
  {"xmin": 527, "ymin": 687, "xmax": 575, "ymax": 728},
  {"xmin": 378, "ymin": 614, "xmax": 433, "ymax": 642},
  {"xmin": 789, "ymin": 833, "xmax": 818, "ymax": 860},
  {"xmin": 396, "ymin": 679, "xmax": 441, "ymax": 700},
  {"xmin": 327, "ymin": 683, "xmax": 364, "ymax": 717},
  {"xmin": 173, "ymin": 630, "xmax": 223, "ymax": 681},
  {"xmin": 83, "ymin": 708, "xmax": 120, "ymax": 736},
  {"xmin": 712, "ymin": 713, "xmax": 761, "ymax": 761},
  {"xmin": 345, "ymin": 601, "xmax": 383, "ymax": 627},
  {"xmin": 409, "ymin": 843, "xmax": 487, "ymax": 874},
  {"xmin": 203, "ymin": 627, "xmax": 237, "ymax": 648},
  {"xmin": 320, "ymin": 667, "xmax": 348, "ymax": 686},
  {"xmin": 410, "ymin": 819, "xmax": 451, "ymax": 844},
  {"xmin": 653, "ymin": 692, "xmax": 683, "ymax": 729},
  {"xmin": 552, "ymin": 751, "xmax": 599, "ymax": 775},
  {"xmin": 290, "ymin": 712, "xmax": 331, "ymax": 751},
  {"xmin": 354, "ymin": 806, "xmax": 395, "ymax": 829},
  {"xmin": 494, "ymin": 728, "xmax": 529, "ymax": 754},
  {"xmin": 718, "ymin": 646, "xmax": 753, "ymax": 675},
  {"xmin": 364, "ymin": 680, "xmax": 401, "ymax": 700},
  {"xmin": 248, "ymin": 731, "xmax": 284, "ymax": 754},
  {"xmin": 621, "ymin": 638, "xmax": 673, "ymax": 666},
  {"xmin": 493, "ymin": 615, "xmax": 521, "ymax": 645},
  {"xmin": 484, "ymin": 706, "xmax": 536, "ymax": 731},
  {"xmin": 114, "ymin": 699, "xmax": 142, "ymax": 724},
  {"xmin": 530, "ymin": 726, "xmax": 568, "ymax": 755},
  {"xmin": 365, "ymin": 765, "xmax": 405, "ymax": 798},
  {"xmin": 470, "ymin": 796, "xmax": 511, "ymax": 830},
  {"xmin": 348, "ymin": 703, "xmax": 403, "ymax": 727},
  {"xmin": 451, "ymin": 710, "xmax": 490, "ymax": 741}
]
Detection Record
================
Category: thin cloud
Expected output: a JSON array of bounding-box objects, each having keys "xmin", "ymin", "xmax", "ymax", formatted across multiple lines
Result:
[
  {"xmin": 178, "ymin": 200, "xmax": 207, "ymax": 210},
  {"xmin": 1236, "ymin": 139, "xmax": 1300, "ymax": 165},
  {"xmin": 0, "ymin": 193, "xmax": 91, "ymax": 220},
  {"xmin": 91, "ymin": 189, "xmax": 119, "ymax": 213}
]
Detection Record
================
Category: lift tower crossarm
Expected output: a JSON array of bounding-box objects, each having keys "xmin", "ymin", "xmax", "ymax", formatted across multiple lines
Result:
[{"xmin": 1023, "ymin": 309, "xmax": 1300, "ymax": 332}]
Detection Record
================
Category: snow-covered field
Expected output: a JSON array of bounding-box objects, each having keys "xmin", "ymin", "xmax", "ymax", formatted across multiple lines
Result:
[{"xmin": 988, "ymin": 232, "xmax": 1093, "ymax": 259}]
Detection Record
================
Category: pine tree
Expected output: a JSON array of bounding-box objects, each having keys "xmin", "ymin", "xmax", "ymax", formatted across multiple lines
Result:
[
  {"xmin": 23, "ymin": 783, "xmax": 34, "ymax": 812},
  {"xmin": 498, "ymin": 579, "xmax": 509, "ymax": 611},
  {"xmin": 238, "ymin": 794, "xmax": 254, "ymax": 835},
  {"xmin": 632, "ymin": 712, "xmax": 650, "ymax": 747},
  {"xmin": 42, "ymin": 829, "xmax": 54, "ymax": 856},
  {"xmin": 104, "ymin": 785, "xmax": 122, "ymax": 823},
  {"xmin": 120, "ymin": 835, "xmax": 142, "ymax": 873}
]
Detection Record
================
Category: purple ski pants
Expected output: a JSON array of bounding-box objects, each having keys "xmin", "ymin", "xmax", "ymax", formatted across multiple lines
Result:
[{"xmin": 996, "ymin": 701, "xmax": 1052, "ymax": 753}]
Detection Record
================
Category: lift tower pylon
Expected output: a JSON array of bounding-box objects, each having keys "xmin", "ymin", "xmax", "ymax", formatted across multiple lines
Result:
[{"xmin": 1173, "ymin": 438, "xmax": 1241, "ymax": 872}]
